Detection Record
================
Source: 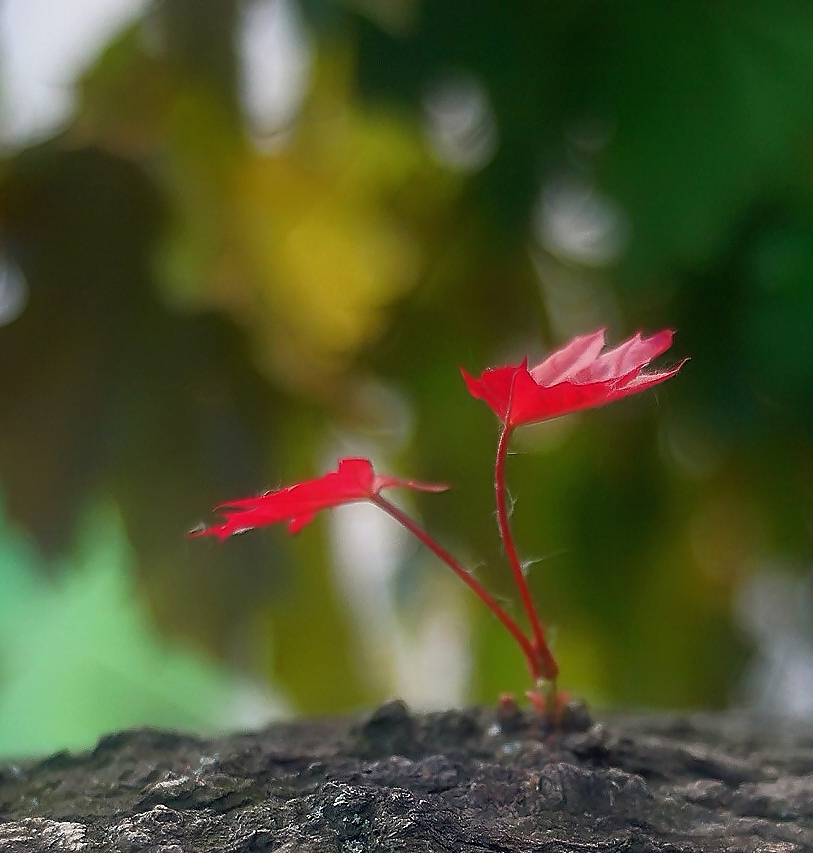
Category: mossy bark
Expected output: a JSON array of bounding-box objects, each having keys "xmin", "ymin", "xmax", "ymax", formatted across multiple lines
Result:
[{"xmin": 1, "ymin": 701, "xmax": 811, "ymax": 852}]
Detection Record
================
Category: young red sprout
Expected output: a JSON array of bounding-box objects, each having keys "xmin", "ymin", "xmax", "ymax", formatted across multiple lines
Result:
[
  {"xmin": 462, "ymin": 328, "xmax": 686, "ymax": 709},
  {"xmin": 193, "ymin": 329, "xmax": 685, "ymax": 717},
  {"xmin": 191, "ymin": 457, "xmax": 541, "ymax": 676}
]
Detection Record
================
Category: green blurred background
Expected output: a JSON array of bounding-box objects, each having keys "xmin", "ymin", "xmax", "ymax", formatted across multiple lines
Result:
[{"xmin": 2, "ymin": 0, "xmax": 813, "ymax": 757}]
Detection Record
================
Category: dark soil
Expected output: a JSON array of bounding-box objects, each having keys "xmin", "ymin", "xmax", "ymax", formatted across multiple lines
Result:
[{"xmin": 1, "ymin": 699, "xmax": 812, "ymax": 851}]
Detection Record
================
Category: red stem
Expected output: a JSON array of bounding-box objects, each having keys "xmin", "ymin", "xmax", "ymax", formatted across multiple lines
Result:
[
  {"xmin": 495, "ymin": 423, "xmax": 559, "ymax": 681},
  {"xmin": 370, "ymin": 493, "xmax": 541, "ymax": 679}
]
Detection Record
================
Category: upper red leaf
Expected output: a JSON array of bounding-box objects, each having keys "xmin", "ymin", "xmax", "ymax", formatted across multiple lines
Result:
[
  {"xmin": 461, "ymin": 329, "xmax": 686, "ymax": 429},
  {"xmin": 191, "ymin": 457, "xmax": 447, "ymax": 541}
]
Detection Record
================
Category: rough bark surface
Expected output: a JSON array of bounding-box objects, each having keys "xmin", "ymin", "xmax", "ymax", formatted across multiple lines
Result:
[{"xmin": 1, "ymin": 700, "xmax": 812, "ymax": 852}]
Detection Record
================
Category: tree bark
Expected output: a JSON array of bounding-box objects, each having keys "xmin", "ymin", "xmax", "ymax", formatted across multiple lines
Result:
[{"xmin": 0, "ymin": 700, "xmax": 811, "ymax": 852}]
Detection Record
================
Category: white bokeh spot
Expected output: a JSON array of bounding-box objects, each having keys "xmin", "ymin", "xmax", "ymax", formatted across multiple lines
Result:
[
  {"xmin": 0, "ymin": 0, "xmax": 148, "ymax": 147},
  {"xmin": 238, "ymin": 0, "xmax": 312, "ymax": 145}
]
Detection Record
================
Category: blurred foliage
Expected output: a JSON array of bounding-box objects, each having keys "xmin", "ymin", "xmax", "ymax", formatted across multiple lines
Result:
[
  {"xmin": 3, "ymin": 0, "xmax": 813, "ymax": 752},
  {"xmin": 0, "ymin": 503, "xmax": 284, "ymax": 757}
]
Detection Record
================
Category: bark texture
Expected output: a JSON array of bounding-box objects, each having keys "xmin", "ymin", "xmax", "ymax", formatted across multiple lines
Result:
[{"xmin": 1, "ymin": 700, "xmax": 812, "ymax": 852}]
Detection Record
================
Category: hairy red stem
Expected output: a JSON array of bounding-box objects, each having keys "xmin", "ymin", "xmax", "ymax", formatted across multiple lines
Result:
[
  {"xmin": 370, "ymin": 493, "xmax": 541, "ymax": 679},
  {"xmin": 495, "ymin": 423, "xmax": 559, "ymax": 682}
]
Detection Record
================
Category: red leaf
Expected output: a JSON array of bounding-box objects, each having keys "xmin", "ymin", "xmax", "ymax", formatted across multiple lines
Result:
[
  {"xmin": 191, "ymin": 457, "xmax": 447, "ymax": 541},
  {"xmin": 462, "ymin": 329, "xmax": 686, "ymax": 429}
]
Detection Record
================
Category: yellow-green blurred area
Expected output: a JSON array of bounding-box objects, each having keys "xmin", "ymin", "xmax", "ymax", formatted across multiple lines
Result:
[{"xmin": 2, "ymin": 0, "xmax": 813, "ymax": 757}]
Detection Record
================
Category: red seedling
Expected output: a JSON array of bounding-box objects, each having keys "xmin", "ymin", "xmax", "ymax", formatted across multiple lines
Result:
[{"xmin": 193, "ymin": 329, "xmax": 684, "ymax": 713}]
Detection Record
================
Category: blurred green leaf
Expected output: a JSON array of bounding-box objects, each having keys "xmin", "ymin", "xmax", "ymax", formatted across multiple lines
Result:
[{"xmin": 0, "ymin": 506, "xmax": 287, "ymax": 758}]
